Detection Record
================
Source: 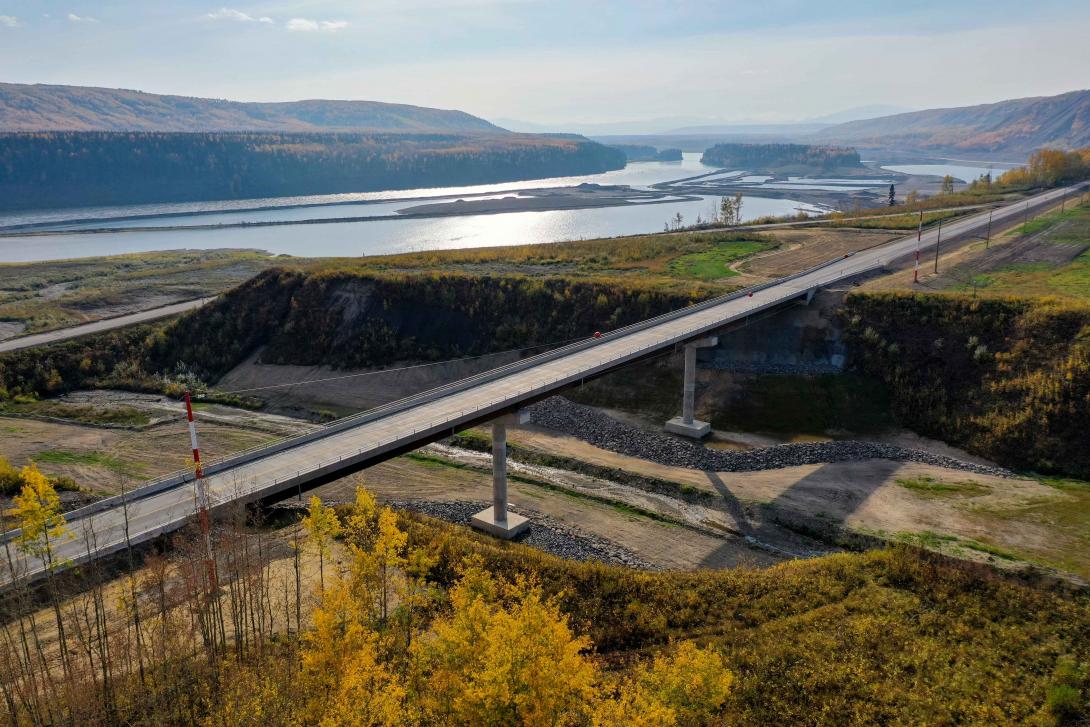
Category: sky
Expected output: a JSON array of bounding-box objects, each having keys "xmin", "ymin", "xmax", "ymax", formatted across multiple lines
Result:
[{"xmin": 1, "ymin": 0, "xmax": 1089, "ymax": 129}]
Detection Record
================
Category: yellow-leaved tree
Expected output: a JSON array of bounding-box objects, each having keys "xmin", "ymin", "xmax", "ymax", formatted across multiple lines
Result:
[
  {"xmin": 299, "ymin": 577, "xmax": 407, "ymax": 726},
  {"xmin": 410, "ymin": 560, "xmax": 598, "ymax": 727},
  {"xmin": 302, "ymin": 495, "xmax": 341, "ymax": 592},
  {"xmin": 344, "ymin": 484, "xmax": 378, "ymax": 549},
  {"xmin": 12, "ymin": 464, "xmax": 74, "ymax": 674},
  {"xmin": 208, "ymin": 485, "xmax": 734, "ymax": 727},
  {"xmin": 593, "ymin": 641, "xmax": 735, "ymax": 727}
]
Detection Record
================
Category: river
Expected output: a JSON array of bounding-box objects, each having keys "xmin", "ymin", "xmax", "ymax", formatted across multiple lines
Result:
[
  {"xmin": 0, "ymin": 154, "xmax": 834, "ymax": 262},
  {"xmin": 1, "ymin": 154, "xmax": 1017, "ymax": 263}
]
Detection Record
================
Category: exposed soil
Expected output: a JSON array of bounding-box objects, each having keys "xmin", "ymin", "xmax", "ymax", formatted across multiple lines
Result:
[
  {"xmin": 742, "ymin": 228, "xmax": 902, "ymax": 280},
  {"xmin": 308, "ymin": 456, "xmax": 778, "ymax": 571},
  {"xmin": 502, "ymin": 423, "xmax": 1072, "ymax": 574},
  {"xmin": 0, "ymin": 321, "xmax": 26, "ymax": 340}
]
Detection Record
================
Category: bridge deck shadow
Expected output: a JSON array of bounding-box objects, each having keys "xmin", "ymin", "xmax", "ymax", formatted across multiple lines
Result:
[{"xmin": 698, "ymin": 459, "xmax": 904, "ymax": 569}]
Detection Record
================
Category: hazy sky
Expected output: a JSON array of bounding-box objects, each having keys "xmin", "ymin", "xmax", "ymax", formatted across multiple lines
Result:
[{"xmin": 1, "ymin": 0, "xmax": 1088, "ymax": 126}]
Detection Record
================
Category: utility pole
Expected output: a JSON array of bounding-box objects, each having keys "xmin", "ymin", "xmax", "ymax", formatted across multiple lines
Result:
[
  {"xmin": 985, "ymin": 209, "xmax": 993, "ymax": 249},
  {"xmin": 933, "ymin": 218, "xmax": 943, "ymax": 274},
  {"xmin": 1061, "ymin": 189, "xmax": 1067, "ymax": 213},
  {"xmin": 184, "ymin": 390, "xmax": 217, "ymax": 591},
  {"xmin": 1023, "ymin": 202, "xmax": 1029, "ymax": 230}
]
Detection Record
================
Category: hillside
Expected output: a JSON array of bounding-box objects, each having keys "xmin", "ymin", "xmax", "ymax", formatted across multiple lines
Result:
[
  {"xmin": 0, "ymin": 131, "xmax": 626, "ymax": 210},
  {"xmin": 701, "ymin": 142, "xmax": 862, "ymax": 170},
  {"xmin": 0, "ymin": 82, "xmax": 503, "ymax": 133},
  {"xmin": 816, "ymin": 89, "xmax": 1090, "ymax": 156}
]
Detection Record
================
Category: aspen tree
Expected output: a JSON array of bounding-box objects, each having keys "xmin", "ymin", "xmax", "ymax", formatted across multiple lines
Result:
[
  {"xmin": 302, "ymin": 496, "xmax": 341, "ymax": 592},
  {"xmin": 12, "ymin": 464, "xmax": 73, "ymax": 677}
]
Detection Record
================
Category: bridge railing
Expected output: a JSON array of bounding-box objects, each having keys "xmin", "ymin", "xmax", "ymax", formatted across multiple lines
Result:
[
  {"xmin": 1, "ymin": 185, "xmax": 1081, "ymax": 573},
  {"xmin": 15, "ymin": 255, "xmax": 880, "ymax": 540},
  {"xmin": 18, "ymin": 180, "xmax": 1075, "ymax": 540}
]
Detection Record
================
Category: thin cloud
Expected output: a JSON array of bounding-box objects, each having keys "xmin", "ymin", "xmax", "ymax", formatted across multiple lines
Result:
[
  {"xmin": 205, "ymin": 8, "xmax": 273, "ymax": 24},
  {"xmin": 286, "ymin": 18, "xmax": 348, "ymax": 32},
  {"xmin": 0, "ymin": 15, "xmax": 18, "ymax": 27},
  {"xmin": 67, "ymin": 13, "xmax": 99, "ymax": 23}
]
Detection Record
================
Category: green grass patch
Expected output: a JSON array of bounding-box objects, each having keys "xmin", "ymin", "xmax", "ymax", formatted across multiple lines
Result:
[
  {"xmin": 898, "ymin": 530, "xmax": 959, "ymax": 549},
  {"xmin": 0, "ymin": 398, "xmax": 151, "ymax": 427},
  {"xmin": 33, "ymin": 449, "xmax": 143, "ymax": 476},
  {"xmin": 667, "ymin": 240, "xmax": 770, "ymax": 280},
  {"xmin": 1039, "ymin": 476, "xmax": 1090, "ymax": 492},
  {"xmin": 402, "ymin": 452, "xmax": 471, "ymax": 471},
  {"xmin": 1018, "ymin": 205, "xmax": 1086, "ymax": 236},
  {"xmin": 896, "ymin": 475, "xmax": 991, "ymax": 498},
  {"xmin": 960, "ymin": 539, "xmax": 1018, "ymax": 561}
]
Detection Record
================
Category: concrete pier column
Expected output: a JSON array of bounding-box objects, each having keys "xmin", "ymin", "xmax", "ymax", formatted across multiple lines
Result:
[
  {"xmin": 681, "ymin": 344, "xmax": 698, "ymax": 424},
  {"xmin": 471, "ymin": 410, "xmax": 531, "ymax": 538},
  {"xmin": 491, "ymin": 418, "xmax": 508, "ymax": 521},
  {"xmin": 665, "ymin": 336, "xmax": 718, "ymax": 439}
]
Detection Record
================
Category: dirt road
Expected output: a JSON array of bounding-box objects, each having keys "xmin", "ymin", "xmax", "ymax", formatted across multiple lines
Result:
[{"xmin": 0, "ymin": 297, "xmax": 212, "ymax": 353}]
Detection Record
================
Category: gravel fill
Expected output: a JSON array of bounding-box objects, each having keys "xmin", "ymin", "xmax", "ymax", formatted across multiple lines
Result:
[
  {"xmin": 527, "ymin": 397, "xmax": 1012, "ymax": 478},
  {"xmin": 386, "ymin": 499, "xmax": 658, "ymax": 570}
]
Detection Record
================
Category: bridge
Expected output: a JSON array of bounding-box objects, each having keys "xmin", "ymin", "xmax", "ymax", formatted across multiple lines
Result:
[{"xmin": 1, "ymin": 183, "xmax": 1082, "ymax": 583}]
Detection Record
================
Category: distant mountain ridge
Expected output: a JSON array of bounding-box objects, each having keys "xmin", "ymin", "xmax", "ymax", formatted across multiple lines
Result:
[
  {"xmin": 815, "ymin": 90, "xmax": 1090, "ymax": 155},
  {"xmin": 0, "ymin": 83, "xmax": 504, "ymax": 133}
]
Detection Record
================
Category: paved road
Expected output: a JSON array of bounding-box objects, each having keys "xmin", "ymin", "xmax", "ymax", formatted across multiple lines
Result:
[
  {"xmin": 1, "ymin": 183, "xmax": 1083, "ymax": 584},
  {"xmin": 0, "ymin": 298, "xmax": 213, "ymax": 354}
]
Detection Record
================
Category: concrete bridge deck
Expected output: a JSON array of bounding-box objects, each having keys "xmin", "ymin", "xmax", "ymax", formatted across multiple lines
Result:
[{"xmin": 2, "ymin": 182, "xmax": 1082, "ymax": 583}]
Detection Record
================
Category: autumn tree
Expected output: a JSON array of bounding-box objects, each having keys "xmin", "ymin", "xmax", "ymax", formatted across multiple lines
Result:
[
  {"xmin": 302, "ymin": 496, "xmax": 341, "ymax": 592},
  {"xmin": 12, "ymin": 464, "xmax": 74, "ymax": 675},
  {"xmin": 369, "ymin": 508, "xmax": 407, "ymax": 624},
  {"xmin": 344, "ymin": 483, "xmax": 378, "ymax": 549},
  {"xmin": 720, "ymin": 196, "xmax": 735, "ymax": 225},
  {"xmin": 593, "ymin": 641, "xmax": 734, "ymax": 727},
  {"xmin": 298, "ymin": 578, "xmax": 407, "ymax": 725},
  {"xmin": 410, "ymin": 561, "xmax": 598, "ymax": 726}
]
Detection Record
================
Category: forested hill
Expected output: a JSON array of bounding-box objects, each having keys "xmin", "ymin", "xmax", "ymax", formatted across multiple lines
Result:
[
  {"xmin": 814, "ymin": 89, "xmax": 1090, "ymax": 155},
  {"xmin": 0, "ymin": 131, "xmax": 627, "ymax": 210},
  {"xmin": 701, "ymin": 143, "xmax": 861, "ymax": 170},
  {"xmin": 0, "ymin": 83, "xmax": 502, "ymax": 133}
]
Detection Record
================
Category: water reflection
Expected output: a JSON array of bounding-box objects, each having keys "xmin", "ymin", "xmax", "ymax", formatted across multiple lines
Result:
[
  {"xmin": 0, "ymin": 195, "xmax": 825, "ymax": 263},
  {"xmin": 880, "ymin": 163, "xmax": 1019, "ymax": 182}
]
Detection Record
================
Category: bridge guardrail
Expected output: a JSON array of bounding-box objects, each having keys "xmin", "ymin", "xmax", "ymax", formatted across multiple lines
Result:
[
  {"xmin": 1, "ymin": 183, "xmax": 1079, "ymax": 544},
  {"xmin": 7, "ymin": 242, "xmax": 859, "ymax": 536}
]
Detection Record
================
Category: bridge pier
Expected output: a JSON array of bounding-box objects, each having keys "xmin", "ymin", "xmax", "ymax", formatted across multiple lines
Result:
[
  {"xmin": 470, "ymin": 410, "xmax": 531, "ymax": 539},
  {"xmin": 665, "ymin": 336, "xmax": 718, "ymax": 438}
]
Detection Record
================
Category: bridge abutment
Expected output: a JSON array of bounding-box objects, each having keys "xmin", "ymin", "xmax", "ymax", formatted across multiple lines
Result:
[
  {"xmin": 470, "ymin": 411, "xmax": 530, "ymax": 539},
  {"xmin": 665, "ymin": 336, "xmax": 718, "ymax": 438}
]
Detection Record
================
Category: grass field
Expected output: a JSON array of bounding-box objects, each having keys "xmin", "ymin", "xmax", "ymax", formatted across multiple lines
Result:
[
  {"xmin": 960, "ymin": 202, "xmax": 1090, "ymax": 300},
  {"xmin": 0, "ymin": 249, "xmax": 275, "ymax": 336},
  {"xmin": 896, "ymin": 474, "xmax": 992, "ymax": 497},
  {"xmin": 825, "ymin": 207, "xmax": 971, "ymax": 230},
  {"xmin": 294, "ymin": 229, "xmax": 779, "ymax": 294},
  {"xmin": 0, "ymin": 396, "xmax": 151, "ymax": 426},
  {"xmin": 666, "ymin": 239, "xmax": 771, "ymax": 280}
]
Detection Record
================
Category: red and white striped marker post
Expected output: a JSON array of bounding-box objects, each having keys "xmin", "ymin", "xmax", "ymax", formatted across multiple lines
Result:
[
  {"xmin": 184, "ymin": 390, "xmax": 217, "ymax": 589},
  {"xmin": 914, "ymin": 209, "xmax": 923, "ymax": 284}
]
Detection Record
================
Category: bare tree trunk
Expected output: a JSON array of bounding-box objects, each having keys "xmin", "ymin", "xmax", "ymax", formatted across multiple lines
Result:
[{"xmin": 121, "ymin": 480, "xmax": 147, "ymax": 688}]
